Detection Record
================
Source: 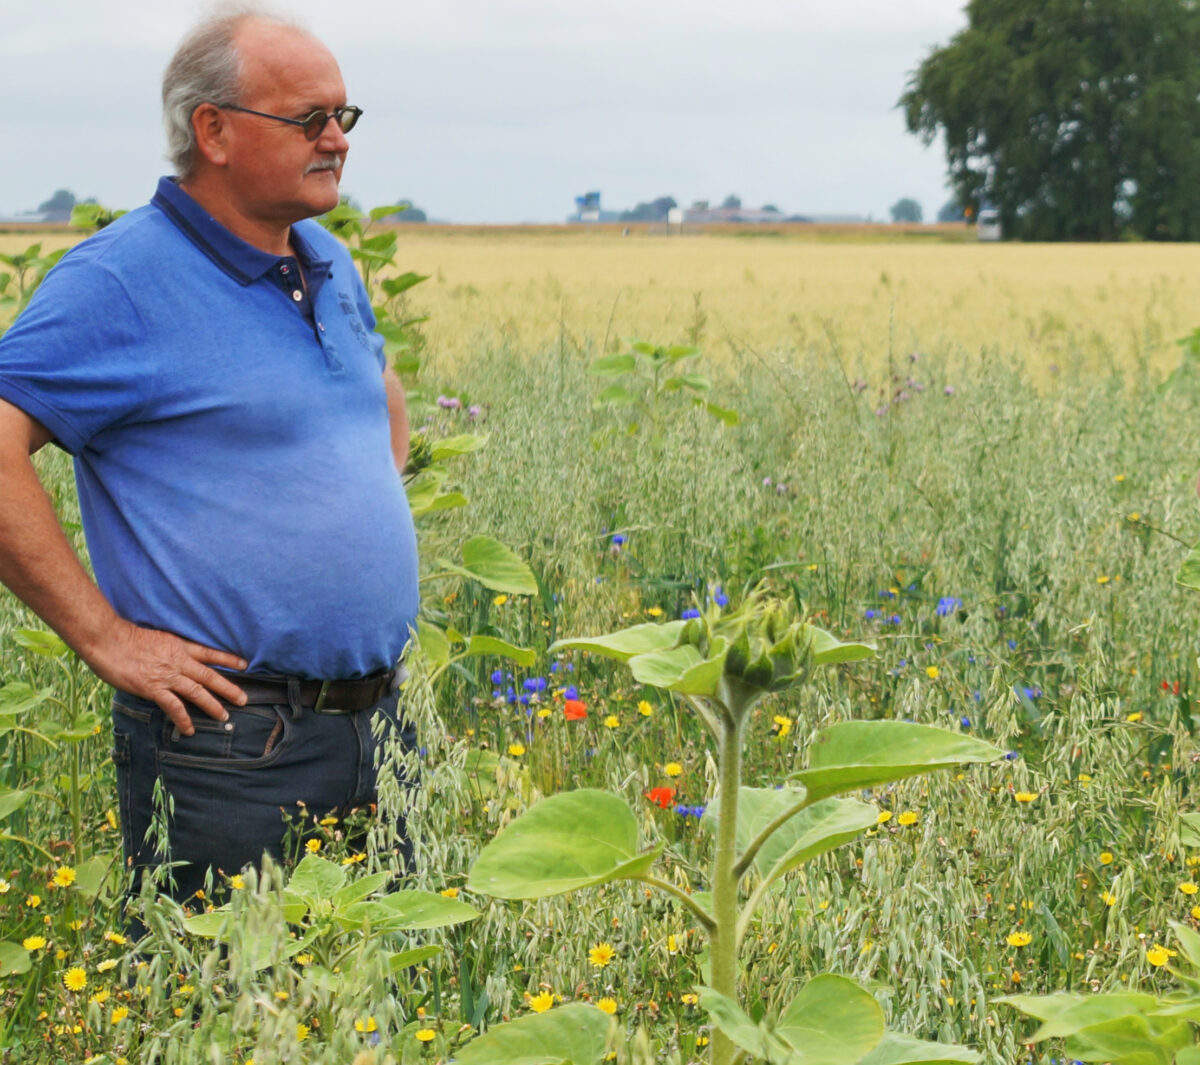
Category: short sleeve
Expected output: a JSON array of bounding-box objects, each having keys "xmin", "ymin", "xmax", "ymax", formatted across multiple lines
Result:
[{"xmin": 0, "ymin": 258, "xmax": 151, "ymax": 454}]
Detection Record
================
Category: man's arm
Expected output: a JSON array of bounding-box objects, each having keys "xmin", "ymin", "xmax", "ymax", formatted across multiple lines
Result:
[
  {"xmin": 383, "ymin": 366, "xmax": 410, "ymax": 473},
  {"xmin": 0, "ymin": 398, "xmax": 247, "ymax": 735}
]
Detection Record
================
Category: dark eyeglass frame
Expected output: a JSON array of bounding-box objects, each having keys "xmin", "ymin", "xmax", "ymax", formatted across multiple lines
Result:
[{"xmin": 222, "ymin": 104, "xmax": 363, "ymax": 140}]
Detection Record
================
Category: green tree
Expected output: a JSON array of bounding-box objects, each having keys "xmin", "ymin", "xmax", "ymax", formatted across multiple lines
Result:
[
  {"xmin": 900, "ymin": 0, "xmax": 1200, "ymax": 241},
  {"xmin": 889, "ymin": 197, "xmax": 923, "ymax": 223},
  {"xmin": 36, "ymin": 189, "xmax": 76, "ymax": 221}
]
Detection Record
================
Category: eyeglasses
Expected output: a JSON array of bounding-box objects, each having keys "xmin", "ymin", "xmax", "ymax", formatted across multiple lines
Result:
[{"xmin": 222, "ymin": 104, "xmax": 363, "ymax": 140}]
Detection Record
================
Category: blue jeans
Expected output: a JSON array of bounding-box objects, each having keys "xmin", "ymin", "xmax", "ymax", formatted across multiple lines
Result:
[{"xmin": 110, "ymin": 684, "xmax": 414, "ymax": 913}]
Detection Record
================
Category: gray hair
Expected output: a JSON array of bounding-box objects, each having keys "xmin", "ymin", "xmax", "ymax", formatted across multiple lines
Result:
[{"xmin": 162, "ymin": 3, "xmax": 304, "ymax": 178}]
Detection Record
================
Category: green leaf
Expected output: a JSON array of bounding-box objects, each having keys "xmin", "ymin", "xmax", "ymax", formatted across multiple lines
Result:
[
  {"xmin": 73, "ymin": 855, "xmax": 114, "ymax": 900},
  {"xmin": 13, "ymin": 628, "xmax": 69, "ymax": 658},
  {"xmin": 404, "ymin": 469, "xmax": 446, "ymax": 514},
  {"xmin": 285, "ymin": 856, "xmax": 346, "ymax": 903},
  {"xmin": 1177, "ymin": 544, "xmax": 1200, "ymax": 592},
  {"xmin": 593, "ymin": 384, "xmax": 638, "ymax": 407},
  {"xmin": 331, "ymin": 871, "xmax": 392, "ymax": 910},
  {"xmin": 1176, "ymin": 1048, "xmax": 1200, "ymax": 1065},
  {"xmin": 549, "ymin": 621, "xmax": 686, "ymax": 662},
  {"xmin": 452, "ymin": 1003, "xmax": 615, "ymax": 1065},
  {"xmin": 0, "ymin": 941, "xmax": 33, "ymax": 977},
  {"xmin": 369, "ymin": 204, "xmax": 412, "ymax": 220},
  {"xmin": 806, "ymin": 625, "xmax": 877, "ymax": 666},
  {"xmin": 702, "ymin": 401, "xmax": 740, "ymax": 425},
  {"xmin": 996, "ymin": 992, "xmax": 1088, "ymax": 1022},
  {"xmin": 337, "ymin": 889, "xmax": 479, "ymax": 932},
  {"xmin": 417, "ymin": 620, "xmax": 452, "ymax": 670},
  {"xmin": 1027, "ymin": 992, "xmax": 1159, "ymax": 1040},
  {"xmin": 855, "ymin": 1033, "xmax": 980, "ymax": 1064},
  {"xmin": 790, "ymin": 722, "xmax": 1001, "ymax": 802},
  {"xmin": 468, "ymin": 789, "xmax": 663, "ymax": 899},
  {"xmin": 430, "ymin": 433, "xmax": 488, "ymax": 461},
  {"xmin": 696, "ymin": 987, "xmax": 774, "ymax": 1062},
  {"xmin": 45, "ymin": 713, "xmax": 101, "ymax": 743},
  {"xmin": 460, "ymin": 536, "xmax": 538, "ymax": 595},
  {"xmin": 1180, "ymin": 812, "xmax": 1200, "ymax": 848},
  {"xmin": 629, "ymin": 640, "xmax": 728, "ymax": 695},
  {"xmin": 422, "ymin": 491, "xmax": 469, "ymax": 514},
  {"xmin": 183, "ymin": 910, "xmax": 230, "ymax": 937},
  {"xmin": 0, "ymin": 788, "xmax": 31, "ymax": 823},
  {"xmin": 0, "ymin": 682, "xmax": 52, "ymax": 716},
  {"xmin": 707, "ymin": 788, "xmax": 876, "ymax": 887},
  {"xmin": 663, "ymin": 373, "xmax": 711, "ymax": 392},
  {"xmin": 380, "ymin": 270, "xmax": 429, "ymax": 297},
  {"xmin": 1171, "ymin": 920, "xmax": 1200, "ymax": 972},
  {"xmin": 587, "ymin": 354, "xmax": 637, "ymax": 377},
  {"xmin": 464, "ymin": 635, "xmax": 537, "ymax": 668},
  {"xmin": 388, "ymin": 944, "xmax": 442, "ymax": 972},
  {"xmin": 1064, "ymin": 1013, "xmax": 1190, "ymax": 1062},
  {"xmin": 774, "ymin": 974, "xmax": 884, "ymax": 1064}
]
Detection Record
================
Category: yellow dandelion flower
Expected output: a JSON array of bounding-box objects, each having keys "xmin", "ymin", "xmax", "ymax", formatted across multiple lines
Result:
[
  {"xmin": 925, "ymin": 666, "xmax": 940, "ymax": 679},
  {"xmin": 1128, "ymin": 512, "xmax": 1141, "ymax": 522},
  {"xmin": 876, "ymin": 810, "xmax": 893, "ymax": 825},
  {"xmin": 63, "ymin": 967, "xmax": 87, "ymax": 992},
  {"xmin": 1102, "ymin": 891, "xmax": 1117, "ymax": 906},
  {"xmin": 603, "ymin": 715, "xmax": 620, "ymax": 729},
  {"xmin": 319, "ymin": 815, "xmax": 338, "ymax": 826},
  {"xmin": 89, "ymin": 990, "xmax": 110, "ymax": 1006},
  {"xmin": 111, "ymin": 1006, "xmax": 129, "ymax": 1024},
  {"xmin": 295, "ymin": 953, "xmax": 313, "ymax": 966},
  {"xmin": 664, "ymin": 762, "xmax": 683, "ymax": 778},
  {"xmin": 1179, "ymin": 883, "xmax": 1198, "ymax": 895},
  {"xmin": 537, "ymin": 707, "xmax": 552, "ymax": 719},
  {"xmin": 493, "ymin": 594, "xmax": 508, "ymax": 607},
  {"xmin": 666, "ymin": 934, "xmax": 679, "ymax": 954},
  {"xmin": 354, "ymin": 1017, "xmax": 378, "ymax": 1033},
  {"xmin": 97, "ymin": 959, "xmax": 118, "ymax": 972},
  {"xmin": 415, "ymin": 1028, "xmax": 436, "ymax": 1042},
  {"xmin": 22, "ymin": 935, "xmax": 46, "ymax": 951},
  {"xmin": 440, "ymin": 887, "xmax": 459, "ymax": 898},
  {"xmin": 26, "ymin": 894, "xmax": 41, "ymax": 908},
  {"xmin": 588, "ymin": 942, "xmax": 616, "ymax": 968},
  {"xmin": 342, "ymin": 853, "xmax": 366, "ymax": 865},
  {"xmin": 1014, "ymin": 792, "xmax": 1038, "ymax": 803},
  {"xmin": 681, "ymin": 992, "xmax": 699, "ymax": 1006},
  {"xmin": 1147, "ymin": 945, "xmax": 1175, "ymax": 966},
  {"xmin": 596, "ymin": 997, "xmax": 617, "ymax": 1015},
  {"xmin": 1114, "ymin": 473, "xmax": 1125, "ymax": 482},
  {"xmin": 230, "ymin": 875, "xmax": 245, "ymax": 890},
  {"xmin": 305, "ymin": 838, "xmax": 321, "ymax": 854},
  {"xmin": 772, "ymin": 715, "xmax": 792, "ymax": 738},
  {"xmin": 897, "ymin": 811, "xmax": 919, "ymax": 826},
  {"xmin": 1126, "ymin": 712, "xmax": 1143, "ymax": 723},
  {"xmin": 529, "ymin": 991, "xmax": 554, "ymax": 1013},
  {"xmin": 0, "ymin": 878, "xmax": 9, "ymax": 894},
  {"xmin": 1100, "ymin": 851, "xmax": 1114, "ymax": 865},
  {"xmin": 1097, "ymin": 575, "xmax": 1110, "ymax": 585},
  {"xmin": 637, "ymin": 700, "xmax": 653, "ymax": 716},
  {"xmin": 1006, "ymin": 932, "xmax": 1032, "ymax": 947},
  {"xmin": 508, "ymin": 743, "xmax": 525, "ymax": 757},
  {"xmin": 1192, "ymin": 906, "xmax": 1200, "ymax": 921},
  {"xmin": 296, "ymin": 1023, "xmax": 310, "ymax": 1042},
  {"xmin": 52, "ymin": 866, "xmax": 76, "ymax": 888},
  {"xmin": 273, "ymin": 990, "xmax": 288, "ymax": 1001},
  {"xmin": 646, "ymin": 607, "xmax": 663, "ymax": 618}
]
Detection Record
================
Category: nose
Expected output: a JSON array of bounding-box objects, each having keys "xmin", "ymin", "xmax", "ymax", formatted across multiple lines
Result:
[{"xmin": 315, "ymin": 114, "xmax": 350, "ymax": 154}]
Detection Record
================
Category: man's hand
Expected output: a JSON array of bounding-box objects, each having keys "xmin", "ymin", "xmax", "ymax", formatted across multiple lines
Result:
[{"xmin": 85, "ymin": 619, "xmax": 248, "ymax": 736}]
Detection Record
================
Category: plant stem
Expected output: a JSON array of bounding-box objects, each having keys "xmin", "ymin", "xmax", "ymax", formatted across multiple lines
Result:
[
  {"xmin": 709, "ymin": 711, "xmax": 744, "ymax": 1065},
  {"xmin": 639, "ymin": 875, "xmax": 716, "ymax": 933}
]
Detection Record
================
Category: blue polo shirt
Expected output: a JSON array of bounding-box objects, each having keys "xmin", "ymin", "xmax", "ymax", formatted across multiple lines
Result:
[{"xmin": 0, "ymin": 177, "xmax": 419, "ymax": 679}]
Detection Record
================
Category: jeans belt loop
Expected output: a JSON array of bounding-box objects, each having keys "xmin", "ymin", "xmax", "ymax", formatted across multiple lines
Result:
[
  {"xmin": 313, "ymin": 679, "xmax": 332, "ymax": 714},
  {"xmin": 286, "ymin": 677, "xmax": 303, "ymax": 720}
]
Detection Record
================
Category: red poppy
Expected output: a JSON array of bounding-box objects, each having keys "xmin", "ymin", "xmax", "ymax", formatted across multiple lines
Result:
[
  {"xmin": 563, "ymin": 699, "xmax": 588, "ymax": 721},
  {"xmin": 645, "ymin": 787, "xmax": 676, "ymax": 809}
]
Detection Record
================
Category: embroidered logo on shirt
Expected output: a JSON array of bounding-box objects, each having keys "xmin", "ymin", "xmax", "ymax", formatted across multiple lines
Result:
[{"xmin": 338, "ymin": 294, "xmax": 371, "ymax": 349}]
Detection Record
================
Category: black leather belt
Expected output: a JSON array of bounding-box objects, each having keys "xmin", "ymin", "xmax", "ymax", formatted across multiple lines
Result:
[{"xmin": 227, "ymin": 668, "xmax": 397, "ymax": 714}]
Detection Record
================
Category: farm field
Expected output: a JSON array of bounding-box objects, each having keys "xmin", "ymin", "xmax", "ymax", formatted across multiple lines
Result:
[{"xmin": 4, "ymin": 222, "xmax": 1200, "ymax": 1063}]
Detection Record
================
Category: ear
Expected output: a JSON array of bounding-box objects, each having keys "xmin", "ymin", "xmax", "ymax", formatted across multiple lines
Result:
[{"xmin": 190, "ymin": 103, "xmax": 231, "ymax": 168}]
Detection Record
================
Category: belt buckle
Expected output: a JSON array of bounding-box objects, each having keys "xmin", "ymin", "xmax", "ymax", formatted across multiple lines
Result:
[{"xmin": 313, "ymin": 679, "xmax": 332, "ymax": 714}]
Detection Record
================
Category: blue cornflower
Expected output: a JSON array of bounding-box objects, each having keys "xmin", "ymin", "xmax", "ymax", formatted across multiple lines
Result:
[
  {"xmin": 889, "ymin": 614, "xmax": 902, "ymax": 625},
  {"xmin": 564, "ymin": 685, "xmax": 579, "ymax": 700},
  {"xmin": 864, "ymin": 609, "xmax": 879, "ymax": 620},
  {"xmin": 505, "ymin": 686, "xmax": 517, "ymax": 705},
  {"xmin": 960, "ymin": 716, "xmax": 970, "ymax": 728},
  {"xmin": 549, "ymin": 662, "xmax": 559, "ymax": 674},
  {"xmin": 712, "ymin": 586, "xmax": 729, "ymax": 608},
  {"xmin": 1019, "ymin": 686, "xmax": 1042, "ymax": 700},
  {"xmin": 681, "ymin": 607, "xmax": 701, "ymax": 620},
  {"xmin": 523, "ymin": 676, "xmax": 548, "ymax": 693},
  {"xmin": 1005, "ymin": 751, "xmax": 1020, "ymax": 760},
  {"xmin": 492, "ymin": 688, "xmax": 501, "ymax": 699},
  {"xmin": 1007, "ymin": 639, "xmax": 1017, "ymax": 650},
  {"xmin": 967, "ymin": 655, "xmax": 975, "ymax": 664},
  {"xmin": 936, "ymin": 596, "xmax": 963, "ymax": 617},
  {"xmin": 879, "ymin": 589, "xmax": 896, "ymax": 599},
  {"xmin": 491, "ymin": 669, "xmax": 503, "ymax": 684},
  {"xmin": 565, "ymin": 662, "xmax": 574, "ymax": 672},
  {"xmin": 972, "ymin": 690, "xmax": 981, "ymax": 702},
  {"xmin": 611, "ymin": 534, "xmax": 626, "ymax": 546}
]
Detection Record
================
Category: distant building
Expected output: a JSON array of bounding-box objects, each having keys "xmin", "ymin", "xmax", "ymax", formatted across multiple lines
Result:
[
  {"xmin": 567, "ymin": 192, "xmax": 622, "ymax": 224},
  {"xmin": 0, "ymin": 211, "xmax": 49, "ymax": 224},
  {"xmin": 682, "ymin": 203, "xmax": 793, "ymax": 224}
]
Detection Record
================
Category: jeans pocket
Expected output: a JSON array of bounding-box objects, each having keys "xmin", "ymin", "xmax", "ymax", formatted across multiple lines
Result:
[{"xmin": 156, "ymin": 705, "xmax": 291, "ymax": 771}]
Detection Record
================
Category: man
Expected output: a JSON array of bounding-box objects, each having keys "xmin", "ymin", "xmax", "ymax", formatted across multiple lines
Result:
[{"xmin": 0, "ymin": 6, "xmax": 419, "ymax": 912}]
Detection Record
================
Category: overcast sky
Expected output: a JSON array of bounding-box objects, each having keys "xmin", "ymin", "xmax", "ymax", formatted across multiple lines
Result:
[{"xmin": 0, "ymin": 0, "xmax": 968, "ymax": 223}]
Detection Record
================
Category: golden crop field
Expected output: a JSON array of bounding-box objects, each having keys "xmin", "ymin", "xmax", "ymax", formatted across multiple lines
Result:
[{"xmin": 6, "ymin": 227, "xmax": 1200, "ymax": 378}]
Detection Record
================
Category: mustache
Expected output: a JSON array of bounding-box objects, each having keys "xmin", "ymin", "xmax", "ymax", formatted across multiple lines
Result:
[{"xmin": 305, "ymin": 156, "xmax": 345, "ymax": 174}]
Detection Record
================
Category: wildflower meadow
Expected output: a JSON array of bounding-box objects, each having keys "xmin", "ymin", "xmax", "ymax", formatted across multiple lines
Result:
[{"xmin": 4, "ymin": 215, "xmax": 1200, "ymax": 1063}]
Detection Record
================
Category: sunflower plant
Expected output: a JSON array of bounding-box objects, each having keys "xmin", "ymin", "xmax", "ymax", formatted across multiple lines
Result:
[{"xmin": 457, "ymin": 585, "xmax": 1002, "ymax": 1065}]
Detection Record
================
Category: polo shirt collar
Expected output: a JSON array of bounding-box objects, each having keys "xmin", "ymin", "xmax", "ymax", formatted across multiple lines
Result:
[{"xmin": 151, "ymin": 176, "xmax": 329, "ymax": 285}]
